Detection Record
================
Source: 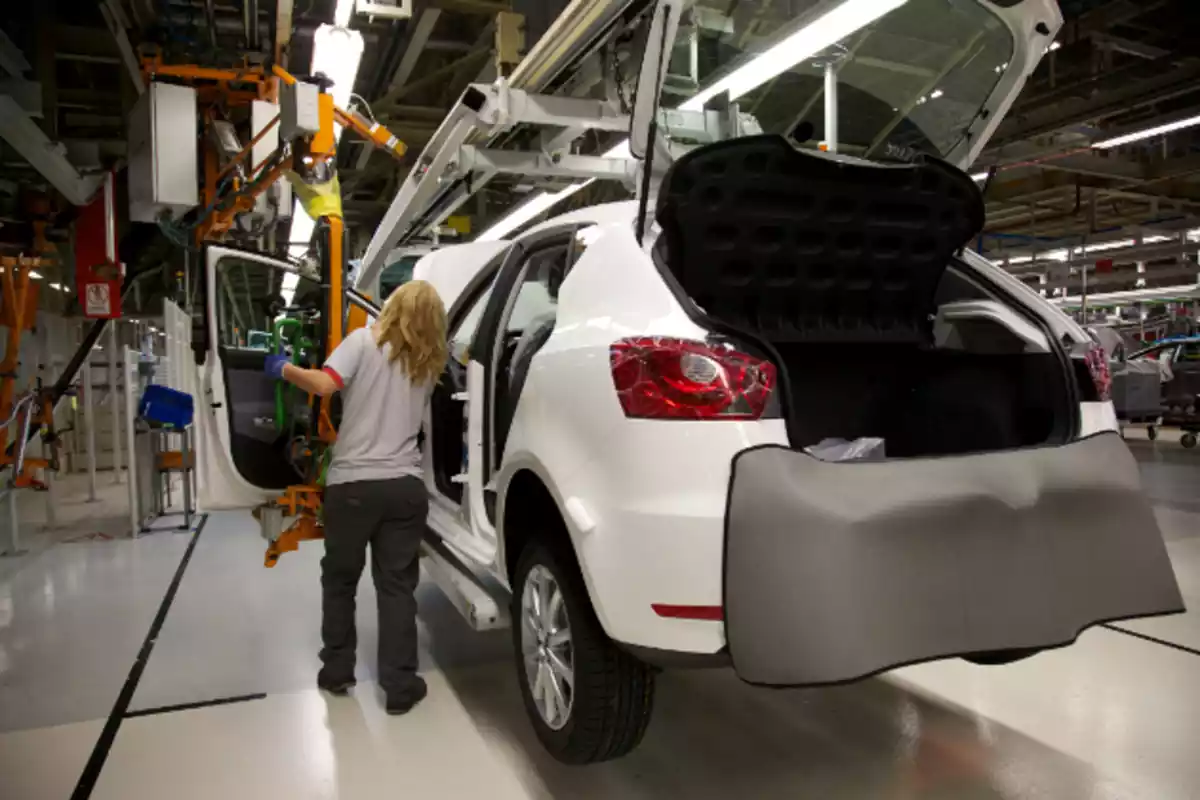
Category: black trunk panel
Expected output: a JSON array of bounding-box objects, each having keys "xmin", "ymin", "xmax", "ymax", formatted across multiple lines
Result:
[{"xmin": 655, "ymin": 135, "xmax": 984, "ymax": 345}]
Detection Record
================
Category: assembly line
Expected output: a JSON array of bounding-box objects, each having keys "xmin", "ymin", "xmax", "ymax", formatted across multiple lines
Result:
[{"xmin": 2, "ymin": 0, "xmax": 1200, "ymax": 797}]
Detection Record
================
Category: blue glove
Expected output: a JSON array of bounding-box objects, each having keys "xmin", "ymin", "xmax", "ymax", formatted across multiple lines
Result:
[{"xmin": 264, "ymin": 353, "xmax": 289, "ymax": 379}]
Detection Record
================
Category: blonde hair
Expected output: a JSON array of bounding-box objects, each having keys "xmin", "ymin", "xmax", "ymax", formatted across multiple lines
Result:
[{"xmin": 373, "ymin": 280, "xmax": 448, "ymax": 385}]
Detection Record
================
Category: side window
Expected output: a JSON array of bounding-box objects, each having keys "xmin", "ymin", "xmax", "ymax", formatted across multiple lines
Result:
[
  {"xmin": 216, "ymin": 256, "xmax": 318, "ymax": 350},
  {"xmin": 505, "ymin": 242, "xmax": 570, "ymax": 336},
  {"xmin": 448, "ymin": 284, "xmax": 494, "ymax": 365},
  {"xmin": 1180, "ymin": 342, "xmax": 1200, "ymax": 362}
]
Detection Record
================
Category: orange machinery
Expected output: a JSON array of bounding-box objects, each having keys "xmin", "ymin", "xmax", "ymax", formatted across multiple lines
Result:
[{"xmin": 140, "ymin": 58, "xmax": 409, "ymax": 565}]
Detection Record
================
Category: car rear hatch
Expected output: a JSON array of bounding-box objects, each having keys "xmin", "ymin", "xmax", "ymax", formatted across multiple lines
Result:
[
  {"xmin": 651, "ymin": 136, "xmax": 1183, "ymax": 685},
  {"xmin": 724, "ymin": 433, "xmax": 1182, "ymax": 686}
]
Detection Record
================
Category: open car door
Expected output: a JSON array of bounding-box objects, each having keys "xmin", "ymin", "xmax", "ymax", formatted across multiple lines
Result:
[{"xmin": 199, "ymin": 245, "xmax": 321, "ymax": 509}]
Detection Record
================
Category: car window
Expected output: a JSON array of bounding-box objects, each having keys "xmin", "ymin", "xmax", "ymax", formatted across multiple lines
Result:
[
  {"xmin": 449, "ymin": 284, "xmax": 494, "ymax": 365},
  {"xmin": 1180, "ymin": 342, "xmax": 1200, "ymax": 361},
  {"xmin": 506, "ymin": 243, "xmax": 569, "ymax": 335},
  {"xmin": 216, "ymin": 256, "xmax": 318, "ymax": 350}
]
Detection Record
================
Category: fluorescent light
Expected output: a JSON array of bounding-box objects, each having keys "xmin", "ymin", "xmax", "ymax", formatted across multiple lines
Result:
[
  {"xmin": 312, "ymin": 25, "xmax": 364, "ymax": 127},
  {"xmin": 281, "ymin": 272, "xmax": 300, "ymax": 307},
  {"xmin": 1093, "ymin": 113, "xmax": 1200, "ymax": 149},
  {"xmin": 1007, "ymin": 255, "xmax": 1034, "ymax": 265},
  {"xmin": 476, "ymin": 182, "xmax": 592, "ymax": 242},
  {"xmin": 288, "ymin": 211, "xmax": 316, "ymax": 259},
  {"xmin": 29, "ymin": 270, "xmax": 42, "ymax": 279},
  {"xmin": 334, "ymin": 0, "xmax": 354, "ymax": 27},
  {"xmin": 475, "ymin": 140, "xmax": 630, "ymax": 241},
  {"xmin": 680, "ymin": 0, "xmax": 908, "ymax": 111},
  {"xmin": 970, "ymin": 171, "xmax": 988, "ymax": 182}
]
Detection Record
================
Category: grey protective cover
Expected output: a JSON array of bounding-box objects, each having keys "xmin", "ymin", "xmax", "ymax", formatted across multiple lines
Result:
[{"xmin": 725, "ymin": 433, "xmax": 1183, "ymax": 686}]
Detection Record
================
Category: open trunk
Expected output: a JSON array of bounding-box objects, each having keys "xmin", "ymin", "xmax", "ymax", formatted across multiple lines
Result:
[
  {"xmin": 655, "ymin": 137, "xmax": 1183, "ymax": 686},
  {"xmin": 655, "ymin": 135, "xmax": 1074, "ymax": 456}
]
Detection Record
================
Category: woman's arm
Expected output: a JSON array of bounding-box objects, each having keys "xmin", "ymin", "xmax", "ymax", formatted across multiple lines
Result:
[
  {"xmin": 282, "ymin": 363, "xmax": 340, "ymax": 396},
  {"xmin": 264, "ymin": 354, "xmax": 340, "ymax": 396}
]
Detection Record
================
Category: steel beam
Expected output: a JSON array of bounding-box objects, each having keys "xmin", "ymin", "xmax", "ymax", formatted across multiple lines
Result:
[
  {"xmin": 0, "ymin": 96, "xmax": 103, "ymax": 205},
  {"xmin": 988, "ymin": 57, "xmax": 1200, "ymax": 150},
  {"xmin": 0, "ymin": 30, "xmax": 32, "ymax": 77},
  {"xmin": 387, "ymin": 9, "xmax": 443, "ymax": 98},
  {"xmin": 460, "ymin": 147, "xmax": 633, "ymax": 181}
]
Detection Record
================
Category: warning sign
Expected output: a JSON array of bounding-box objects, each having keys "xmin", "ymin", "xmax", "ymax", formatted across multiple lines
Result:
[{"xmin": 84, "ymin": 283, "xmax": 112, "ymax": 317}]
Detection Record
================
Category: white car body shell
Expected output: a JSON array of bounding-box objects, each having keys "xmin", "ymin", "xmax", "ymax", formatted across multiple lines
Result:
[{"xmin": 414, "ymin": 200, "xmax": 1119, "ymax": 655}]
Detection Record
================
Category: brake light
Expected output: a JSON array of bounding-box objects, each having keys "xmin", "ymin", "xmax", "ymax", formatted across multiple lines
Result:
[
  {"xmin": 609, "ymin": 337, "xmax": 776, "ymax": 419},
  {"xmin": 1083, "ymin": 342, "xmax": 1112, "ymax": 401}
]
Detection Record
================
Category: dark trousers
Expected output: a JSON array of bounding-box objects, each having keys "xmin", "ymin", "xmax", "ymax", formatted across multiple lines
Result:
[{"xmin": 320, "ymin": 476, "xmax": 427, "ymax": 697}]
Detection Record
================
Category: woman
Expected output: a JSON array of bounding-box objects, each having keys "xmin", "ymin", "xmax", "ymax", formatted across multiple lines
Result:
[{"xmin": 265, "ymin": 279, "xmax": 447, "ymax": 715}]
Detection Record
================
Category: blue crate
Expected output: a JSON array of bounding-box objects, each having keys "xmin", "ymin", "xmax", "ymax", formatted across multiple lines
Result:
[{"xmin": 139, "ymin": 385, "xmax": 194, "ymax": 428}]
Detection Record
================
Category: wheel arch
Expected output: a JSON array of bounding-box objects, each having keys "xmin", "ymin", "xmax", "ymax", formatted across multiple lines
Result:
[{"xmin": 498, "ymin": 457, "xmax": 614, "ymax": 634}]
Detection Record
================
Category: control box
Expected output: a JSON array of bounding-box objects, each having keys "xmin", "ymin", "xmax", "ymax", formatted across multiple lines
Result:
[
  {"xmin": 128, "ymin": 83, "xmax": 199, "ymax": 222},
  {"xmin": 280, "ymin": 80, "xmax": 321, "ymax": 142}
]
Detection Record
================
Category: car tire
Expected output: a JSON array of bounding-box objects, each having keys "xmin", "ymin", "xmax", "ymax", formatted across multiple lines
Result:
[
  {"xmin": 511, "ymin": 538, "xmax": 655, "ymax": 764},
  {"xmin": 963, "ymin": 647, "xmax": 1042, "ymax": 666}
]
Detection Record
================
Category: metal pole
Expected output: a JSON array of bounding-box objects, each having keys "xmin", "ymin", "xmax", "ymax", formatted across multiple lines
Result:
[
  {"xmin": 82, "ymin": 341, "xmax": 97, "ymax": 502},
  {"xmin": 125, "ymin": 346, "xmax": 139, "ymax": 537},
  {"xmin": 109, "ymin": 322, "xmax": 121, "ymax": 483},
  {"xmin": 824, "ymin": 61, "xmax": 838, "ymax": 154},
  {"xmin": 3, "ymin": 489, "xmax": 18, "ymax": 555},
  {"xmin": 37, "ymin": 316, "xmax": 56, "ymax": 529}
]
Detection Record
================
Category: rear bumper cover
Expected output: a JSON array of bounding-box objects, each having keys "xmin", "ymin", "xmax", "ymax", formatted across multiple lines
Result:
[{"xmin": 725, "ymin": 433, "xmax": 1184, "ymax": 686}]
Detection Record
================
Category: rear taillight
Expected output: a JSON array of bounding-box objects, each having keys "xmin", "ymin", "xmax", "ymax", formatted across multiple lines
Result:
[
  {"xmin": 609, "ymin": 337, "xmax": 776, "ymax": 419},
  {"xmin": 1083, "ymin": 342, "xmax": 1112, "ymax": 401}
]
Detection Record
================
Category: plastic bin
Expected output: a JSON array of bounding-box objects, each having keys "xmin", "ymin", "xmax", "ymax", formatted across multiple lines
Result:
[{"xmin": 138, "ymin": 385, "xmax": 194, "ymax": 428}]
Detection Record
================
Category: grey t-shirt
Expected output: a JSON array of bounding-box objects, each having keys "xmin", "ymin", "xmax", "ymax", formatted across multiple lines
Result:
[{"xmin": 322, "ymin": 327, "xmax": 432, "ymax": 486}]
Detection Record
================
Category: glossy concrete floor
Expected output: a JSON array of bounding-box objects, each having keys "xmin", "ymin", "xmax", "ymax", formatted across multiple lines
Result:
[{"xmin": 1, "ymin": 439, "xmax": 1199, "ymax": 800}]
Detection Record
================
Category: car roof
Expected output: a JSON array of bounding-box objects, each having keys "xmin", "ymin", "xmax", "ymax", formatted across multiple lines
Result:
[{"xmin": 520, "ymin": 200, "xmax": 637, "ymax": 239}]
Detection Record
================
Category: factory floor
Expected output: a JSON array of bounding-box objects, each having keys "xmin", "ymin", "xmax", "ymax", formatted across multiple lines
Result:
[{"xmin": 2, "ymin": 437, "xmax": 1198, "ymax": 800}]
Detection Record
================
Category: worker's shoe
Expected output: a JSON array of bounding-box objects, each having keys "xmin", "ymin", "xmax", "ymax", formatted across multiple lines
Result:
[
  {"xmin": 385, "ymin": 677, "xmax": 428, "ymax": 715},
  {"xmin": 317, "ymin": 673, "xmax": 356, "ymax": 696}
]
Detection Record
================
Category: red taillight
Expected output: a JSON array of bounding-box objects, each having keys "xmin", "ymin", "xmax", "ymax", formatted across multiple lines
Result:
[
  {"xmin": 610, "ymin": 337, "xmax": 776, "ymax": 420},
  {"xmin": 1083, "ymin": 342, "xmax": 1112, "ymax": 401}
]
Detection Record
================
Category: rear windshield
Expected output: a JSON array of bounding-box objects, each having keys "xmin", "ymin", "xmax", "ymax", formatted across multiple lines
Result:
[{"xmin": 660, "ymin": 0, "xmax": 1013, "ymax": 162}]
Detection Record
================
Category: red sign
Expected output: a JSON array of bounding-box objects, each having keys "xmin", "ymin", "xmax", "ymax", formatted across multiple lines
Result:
[
  {"xmin": 73, "ymin": 172, "xmax": 122, "ymax": 319},
  {"xmin": 1095, "ymin": 257, "xmax": 1114, "ymax": 274}
]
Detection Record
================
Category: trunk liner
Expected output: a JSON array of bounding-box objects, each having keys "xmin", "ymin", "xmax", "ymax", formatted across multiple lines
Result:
[
  {"xmin": 655, "ymin": 135, "xmax": 984, "ymax": 344},
  {"xmin": 724, "ymin": 432, "xmax": 1183, "ymax": 686}
]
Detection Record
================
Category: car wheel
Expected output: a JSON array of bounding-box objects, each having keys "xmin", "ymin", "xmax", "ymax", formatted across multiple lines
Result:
[
  {"xmin": 963, "ymin": 647, "xmax": 1042, "ymax": 666},
  {"xmin": 512, "ymin": 539, "xmax": 655, "ymax": 764},
  {"xmin": 1182, "ymin": 432, "xmax": 1197, "ymax": 449}
]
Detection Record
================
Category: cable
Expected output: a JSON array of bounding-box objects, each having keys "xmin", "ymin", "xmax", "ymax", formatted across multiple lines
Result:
[{"xmin": 349, "ymin": 93, "xmax": 376, "ymax": 123}]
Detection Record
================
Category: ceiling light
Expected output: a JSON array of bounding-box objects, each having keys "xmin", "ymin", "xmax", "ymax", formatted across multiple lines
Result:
[
  {"xmin": 1047, "ymin": 41, "xmax": 1061, "ymax": 52},
  {"xmin": 29, "ymin": 270, "xmax": 42, "ymax": 279},
  {"xmin": 475, "ymin": 141, "xmax": 630, "ymax": 241},
  {"xmin": 929, "ymin": 88, "xmax": 944, "ymax": 100},
  {"xmin": 312, "ymin": 25, "xmax": 364, "ymax": 128},
  {"xmin": 969, "ymin": 171, "xmax": 988, "ymax": 181},
  {"xmin": 281, "ymin": 271, "xmax": 300, "ymax": 307},
  {"xmin": 49, "ymin": 282, "xmax": 61, "ymax": 290},
  {"xmin": 680, "ymin": 0, "xmax": 908, "ymax": 111},
  {"xmin": 334, "ymin": 0, "xmax": 355, "ymax": 27},
  {"xmin": 1093, "ymin": 113, "xmax": 1200, "ymax": 149},
  {"xmin": 1007, "ymin": 255, "xmax": 1034, "ymax": 265},
  {"xmin": 476, "ymin": 182, "xmax": 592, "ymax": 242}
]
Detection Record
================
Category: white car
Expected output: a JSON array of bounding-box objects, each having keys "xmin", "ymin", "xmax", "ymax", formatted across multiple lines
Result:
[{"xmin": 197, "ymin": 0, "xmax": 1183, "ymax": 766}]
